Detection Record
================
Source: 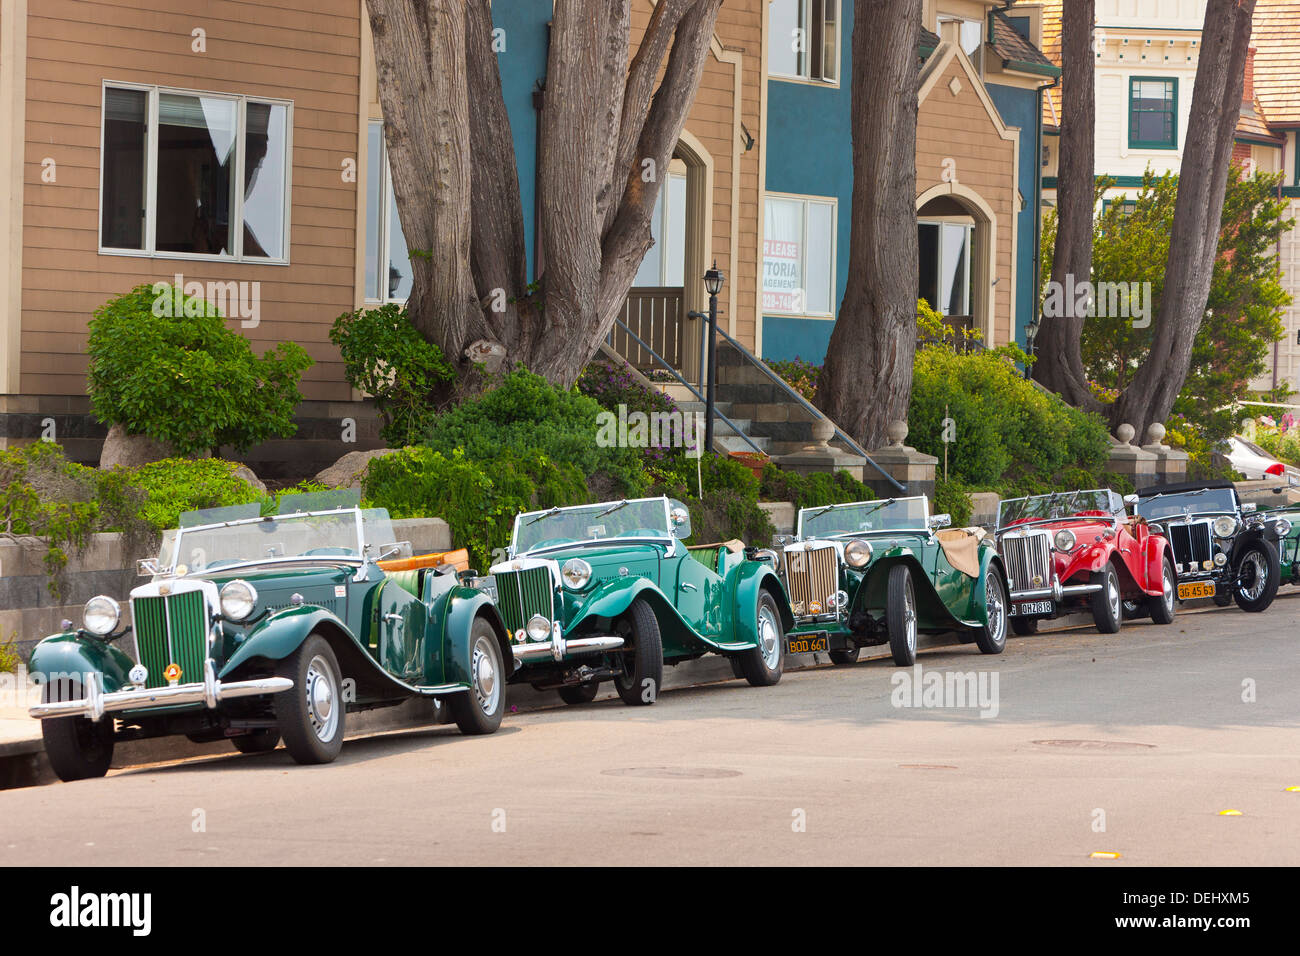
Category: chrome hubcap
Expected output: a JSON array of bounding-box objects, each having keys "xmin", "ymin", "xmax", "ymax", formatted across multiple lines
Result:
[
  {"xmin": 904, "ymin": 577, "xmax": 917, "ymax": 651},
  {"xmin": 471, "ymin": 636, "xmax": 501, "ymax": 715},
  {"xmin": 1239, "ymin": 552, "xmax": 1267, "ymax": 601},
  {"xmin": 305, "ymin": 655, "xmax": 338, "ymax": 742},
  {"xmin": 986, "ymin": 575, "xmax": 1005, "ymax": 642},
  {"xmin": 1162, "ymin": 563, "xmax": 1174, "ymax": 610},
  {"xmin": 757, "ymin": 604, "xmax": 781, "ymax": 669},
  {"xmin": 1107, "ymin": 574, "xmax": 1120, "ymax": 618}
]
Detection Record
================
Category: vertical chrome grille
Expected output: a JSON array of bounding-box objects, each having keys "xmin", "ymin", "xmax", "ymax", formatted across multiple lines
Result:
[
  {"xmin": 1168, "ymin": 521, "xmax": 1212, "ymax": 571},
  {"xmin": 782, "ymin": 546, "xmax": 839, "ymax": 617},
  {"xmin": 493, "ymin": 566, "xmax": 555, "ymax": 635},
  {"xmin": 1000, "ymin": 532, "xmax": 1052, "ymax": 593},
  {"xmin": 132, "ymin": 590, "xmax": 209, "ymax": 689}
]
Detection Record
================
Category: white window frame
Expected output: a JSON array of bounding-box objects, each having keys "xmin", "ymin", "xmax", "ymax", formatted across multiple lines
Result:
[
  {"xmin": 767, "ymin": 0, "xmax": 841, "ymax": 88},
  {"xmin": 97, "ymin": 80, "xmax": 294, "ymax": 265},
  {"xmin": 632, "ymin": 170, "xmax": 688, "ymax": 288},
  {"xmin": 762, "ymin": 191, "xmax": 838, "ymax": 319},
  {"xmin": 365, "ymin": 120, "xmax": 410, "ymax": 305},
  {"xmin": 918, "ymin": 216, "xmax": 974, "ymax": 318}
]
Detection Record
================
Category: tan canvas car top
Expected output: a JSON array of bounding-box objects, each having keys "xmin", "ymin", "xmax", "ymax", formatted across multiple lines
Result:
[{"xmin": 935, "ymin": 528, "xmax": 984, "ymax": 579}]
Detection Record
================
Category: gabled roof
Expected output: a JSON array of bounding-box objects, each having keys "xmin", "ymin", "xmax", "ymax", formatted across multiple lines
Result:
[
  {"xmin": 1252, "ymin": 1, "xmax": 1300, "ymax": 127},
  {"xmin": 989, "ymin": 10, "xmax": 1059, "ymax": 76}
]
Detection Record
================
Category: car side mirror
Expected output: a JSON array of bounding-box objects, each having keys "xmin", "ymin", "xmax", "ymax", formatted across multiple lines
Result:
[
  {"xmin": 668, "ymin": 499, "xmax": 692, "ymax": 540},
  {"xmin": 929, "ymin": 514, "xmax": 952, "ymax": 530},
  {"xmin": 1242, "ymin": 503, "xmax": 1258, "ymax": 514},
  {"xmin": 1123, "ymin": 494, "xmax": 1138, "ymax": 506}
]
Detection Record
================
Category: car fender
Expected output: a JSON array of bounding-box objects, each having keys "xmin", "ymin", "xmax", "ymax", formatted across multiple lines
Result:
[
  {"xmin": 728, "ymin": 561, "xmax": 795, "ymax": 647},
  {"xmin": 1140, "ymin": 533, "xmax": 1172, "ymax": 592},
  {"xmin": 1058, "ymin": 539, "xmax": 1114, "ymax": 581},
  {"xmin": 862, "ymin": 550, "xmax": 963, "ymax": 630},
  {"xmin": 433, "ymin": 586, "xmax": 513, "ymax": 686},
  {"xmin": 28, "ymin": 631, "xmax": 136, "ymax": 696},
  {"xmin": 566, "ymin": 575, "xmax": 709, "ymax": 652},
  {"xmin": 974, "ymin": 548, "xmax": 1008, "ymax": 625}
]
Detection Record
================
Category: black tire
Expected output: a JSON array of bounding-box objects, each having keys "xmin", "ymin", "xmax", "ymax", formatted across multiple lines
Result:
[
  {"xmin": 40, "ymin": 681, "xmax": 113, "ymax": 782},
  {"xmin": 1212, "ymin": 590, "xmax": 1233, "ymax": 607},
  {"xmin": 613, "ymin": 598, "xmax": 664, "ymax": 706},
  {"xmin": 828, "ymin": 647, "xmax": 860, "ymax": 666},
  {"xmin": 973, "ymin": 568, "xmax": 1008, "ymax": 655},
  {"xmin": 1089, "ymin": 561, "xmax": 1122, "ymax": 634},
  {"xmin": 1010, "ymin": 616, "xmax": 1039, "ymax": 636},
  {"xmin": 1233, "ymin": 539, "xmax": 1281, "ymax": 613},
  {"xmin": 738, "ymin": 590, "xmax": 785, "ymax": 686},
  {"xmin": 232, "ymin": 729, "xmax": 281, "ymax": 754},
  {"xmin": 1148, "ymin": 554, "xmax": 1177, "ymax": 625},
  {"xmin": 274, "ymin": 634, "xmax": 346, "ymax": 765},
  {"xmin": 886, "ymin": 564, "xmax": 918, "ymax": 667},
  {"xmin": 448, "ymin": 616, "xmax": 506, "ymax": 734},
  {"xmin": 558, "ymin": 682, "xmax": 600, "ymax": 705}
]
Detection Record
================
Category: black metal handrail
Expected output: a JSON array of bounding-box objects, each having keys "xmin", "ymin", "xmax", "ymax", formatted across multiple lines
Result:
[
  {"xmin": 610, "ymin": 317, "xmax": 765, "ymax": 456},
  {"xmin": 709, "ymin": 324, "xmax": 906, "ymax": 493}
]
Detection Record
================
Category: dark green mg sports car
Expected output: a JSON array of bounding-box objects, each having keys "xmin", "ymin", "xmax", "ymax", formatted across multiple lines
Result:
[
  {"xmin": 483, "ymin": 496, "xmax": 794, "ymax": 705},
  {"xmin": 27, "ymin": 494, "xmax": 512, "ymax": 781},
  {"xmin": 777, "ymin": 497, "xmax": 1010, "ymax": 667}
]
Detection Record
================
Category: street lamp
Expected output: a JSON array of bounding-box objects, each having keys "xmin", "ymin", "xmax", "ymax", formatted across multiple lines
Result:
[
  {"xmin": 1024, "ymin": 312, "xmax": 1042, "ymax": 380},
  {"xmin": 702, "ymin": 261, "xmax": 725, "ymax": 454}
]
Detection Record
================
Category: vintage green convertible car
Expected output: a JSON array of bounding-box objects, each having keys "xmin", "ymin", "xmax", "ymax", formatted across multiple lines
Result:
[
  {"xmin": 1262, "ymin": 500, "xmax": 1300, "ymax": 587},
  {"xmin": 483, "ymin": 496, "xmax": 794, "ymax": 705},
  {"xmin": 28, "ymin": 493, "xmax": 512, "ymax": 781},
  {"xmin": 777, "ymin": 497, "xmax": 1009, "ymax": 667}
]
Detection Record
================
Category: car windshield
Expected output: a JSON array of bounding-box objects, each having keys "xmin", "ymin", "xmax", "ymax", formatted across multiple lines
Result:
[
  {"xmin": 513, "ymin": 498, "xmax": 671, "ymax": 555},
  {"xmin": 799, "ymin": 497, "xmax": 929, "ymax": 538},
  {"xmin": 997, "ymin": 489, "xmax": 1121, "ymax": 529},
  {"xmin": 158, "ymin": 506, "xmax": 402, "ymax": 574},
  {"xmin": 1135, "ymin": 488, "xmax": 1238, "ymax": 521}
]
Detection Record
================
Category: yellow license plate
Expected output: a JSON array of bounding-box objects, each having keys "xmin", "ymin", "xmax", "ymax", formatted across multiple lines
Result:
[
  {"xmin": 1177, "ymin": 581, "xmax": 1216, "ymax": 600},
  {"xmin": 787, "ymin": 635, "xmax": 829, "ymax": 654}
]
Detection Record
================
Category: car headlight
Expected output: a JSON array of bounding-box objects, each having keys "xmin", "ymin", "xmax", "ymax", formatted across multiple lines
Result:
[
  {"xmin": 844, "ymin": 539, "xmax": 873, "ymax": 569},
  {"xmin": 1214, "ymin": 552, "xmax": 1228, "ymax": 567},
  {"xmin": 1275, "ymin": 518, "xmax": 1292, "ymax": 537},
  {"xmin": 1053, "ymin": 530, "xmax": 1077, "ymax": 552},
  {"xmin": 525, "ymin": 614, "xmax": 551, "ymax": 641},
  {"xmin": 560, "ymin": 558, "xmax": 592, "ymax": 590},
  {"xmin": 1212, "ymin": 516, "xmax": 1238, "ymax": 538},
  {"xmin": 82, "ymin": 595, "xmax": 120, "ymax": 636},
  {"xmin": 219, "ymin": 580, "xmax": 258, "ymax": 621}
]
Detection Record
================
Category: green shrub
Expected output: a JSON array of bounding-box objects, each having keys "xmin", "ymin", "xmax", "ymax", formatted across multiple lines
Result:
[
  {"xmin": 647, "ymin": 453, "xmax": 775, "ymax": 545},
  {"xmin": 759, "ymin": 464, "xmax": 873, "ymax": 509},
  {"xmin": 0, "ymin": 635, "xmax": 20, "ymax": 673},
  {"xmin": 329, "ymin": 303, "xmax": 456, "ymax": 446},
  {"xmin": 932, "ymin": 476, "xmax": 974, "ymax": 527},
  {"xmin": 87, "ymin": 284, "xmax": 312, "ymax": 455},
  {"xmin": 767, "ymin": 358, "xmax": 821, "ymax": 402},
  {"xmin": 1256, "ymin": 426, "xmax": 1300, "ymax": 466},
  {"xmin": 130, "ymin": 458, "xmax": 265, "ymax": 530}
]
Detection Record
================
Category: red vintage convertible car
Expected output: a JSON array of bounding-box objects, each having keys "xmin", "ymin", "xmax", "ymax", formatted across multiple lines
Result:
[{"xmin": 994, "ymin": 489, "xmax": 1176, "ymax": 635}]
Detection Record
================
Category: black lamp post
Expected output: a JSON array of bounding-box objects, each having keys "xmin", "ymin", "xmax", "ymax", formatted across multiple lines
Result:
[
  {"xmin": 1024, "ymin": 312, "xmax": 1042, "ymax": 380},
  {"xmin": 702, "ymin": 261, "xmax": 725, "ymax": 454}
]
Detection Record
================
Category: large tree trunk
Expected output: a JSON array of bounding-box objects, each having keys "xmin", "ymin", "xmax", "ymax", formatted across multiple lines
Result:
[
  {"xmin": 366, "ymin": 0, "xmax": 723, "ymax": 391},
  {"xmin": 1109, "ymin": 0, "xmax": 1256, "ymax": 439},
  {"xmin": 819, "ymin": 0, "xmax": 923, "ymax": 452},
  {"xmin": 1032, "ymin": 0, "xmax": 1099, "ymax": 410}
]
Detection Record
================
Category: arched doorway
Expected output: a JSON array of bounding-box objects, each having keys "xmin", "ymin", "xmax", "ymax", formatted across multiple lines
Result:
[{"xmin": 915, "ymin": 183, "xmax": 998, "ymax": 346}]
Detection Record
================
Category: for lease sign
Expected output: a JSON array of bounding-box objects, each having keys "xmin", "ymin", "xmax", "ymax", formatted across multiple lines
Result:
[{"xmin": 762, "ymin": 239, "xmax": 802, "ymax": 312}]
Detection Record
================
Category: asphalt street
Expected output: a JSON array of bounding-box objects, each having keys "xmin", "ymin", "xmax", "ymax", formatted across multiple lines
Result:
[{"xmin": 2, "ymin": 594, "xmax": 1297, "ymax": 866}]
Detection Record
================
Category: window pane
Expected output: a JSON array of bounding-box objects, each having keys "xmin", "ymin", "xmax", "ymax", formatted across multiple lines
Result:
[
  {"xmin": 769, "ymin": 0, "xmax": 803, "ymax": 78},
  {"xmin": 664, "ymin": 173, "xmax": 687, "ymax": 288},
  {"xmin": 917, "ymin": 223, "xmax": 939, "ymax": 311},
  {"xmin": 365, "ymin": 123, "xmax": 383, "ymax": 300},
  {"xmin": 805, "ymin": 201, "xmax": 834, "ymax": 314},
  {"xmin": 101, "ymin": 88, "xmax": 148, "ymax": 250},
  {"xmin": 242, "ymin": 102, "xmax": 288, "ymax": 258},
  {"xmin": 155, "ymin": 93, "xmax": 237, "ymax": 255},
  {"xmin": 633, "ymin": 188, "xmax": 664, "ymax": 287},
  {"xmin": 940, "ymin": 223, "xmax": 969, "ymax": 316},
  {"xmin": 1131, "ymin": 80, "xmax": 1174, "ymax": 145},
  {"xmin": 763, "ymin": 198, "xmax": 804, "ymax": 312},
  {"xmin": 386, "ymin": 170, "xmax": 412, "ymax": 301},
  {"xmin": 821, "ymin": 0, "xmax": 838, "ymax": 82}
]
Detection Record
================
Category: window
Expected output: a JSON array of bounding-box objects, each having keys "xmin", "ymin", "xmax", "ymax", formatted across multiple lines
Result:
[
  {"xmin": 768, "ymin": 0, "xmax": 839, "ymax": 84},
  {"xmin": 365, "ymin": 121, "xmax": 413, "ymax": 302},
  {"xmin": 918, "ymin": 221, "xmax": 974, "ymax": 319},
  {"xmin": 632, "ymin": 171, "xmax": 687, "ymax": 287},
  {"xmin": 100, "ymin": 83, "xmax": 292, "ymax": 261},
  {"xmin": 938, "ymin": 14, "xmax": 984, "ymax": 75},
  {"xmin": 1129, "ymin": 77, "xmax": 1177, "ymax": 149},
  {"xmin": 763, "ymin": 195, "xmax": 836, "ymax": 316}
]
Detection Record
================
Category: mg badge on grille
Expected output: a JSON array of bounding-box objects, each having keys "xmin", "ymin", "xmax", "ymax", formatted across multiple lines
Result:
[
  {"xmin": 159, "ymin": 583, "xmax": 171, "ymax": 595},
  {"xmin": 164, "ymin": 663, "xmax": 182, "ymax": 685},
  {"xmin": 809, "ymin": 601, "xmax": 823, "ymax": 614},
  {"xmin": 128, "ymin": 664, "xmax": 148, "ymax": 688}
]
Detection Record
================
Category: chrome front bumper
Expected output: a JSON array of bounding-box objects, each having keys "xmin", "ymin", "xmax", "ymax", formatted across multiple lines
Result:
[
  {"xmin": 1008, "ymin": 578, "xmax": 1103, "ymax": 602},
  {"xmin": 512, "ymin": 634, "xmax": 624, "ymax": 664},
  {"xmin": 30, "ymin": 660, "xmax": 294, "ymax": 722}
]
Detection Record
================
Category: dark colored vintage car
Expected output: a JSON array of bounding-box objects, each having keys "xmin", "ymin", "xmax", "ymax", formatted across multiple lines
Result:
[
  {"xmin": 777, "ymin": 496, "xmax": 1009, "ymax": 667},
  {"xmin": 1133, "ymin": 481, "xmax": 1289, "ymax": 612},
  {"xmin": 27, "ymin": 494, "xmax": 512, "ymax": 781},
  {"xmin": 482, "ymin": 496, "xmax": 794, "ymax": 705},
  {"xmin": 995, "ymin": 488, "xmax": 1176, "ymax": 634}
]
